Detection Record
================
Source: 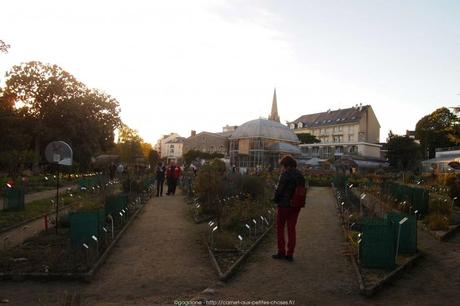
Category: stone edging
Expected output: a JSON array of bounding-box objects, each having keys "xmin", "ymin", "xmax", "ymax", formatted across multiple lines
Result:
[
  {"xmin": 360, "ymin": 252, "xmax": 422, "ymax": 297},
  {"xmin": 207, "ymin": 225, "xmax": 273, "ymax": 282},
  {"xmin": 0, "ymin": 196, "xmax": 148, "ymax": 282}
]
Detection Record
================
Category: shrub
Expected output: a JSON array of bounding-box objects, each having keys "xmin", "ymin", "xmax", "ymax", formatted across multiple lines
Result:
[
  {"xmin": 424, "ymin": 213, "xmax": 450, "ymax": 231},
  {"xmin": 429, "ymin": 196, "xmax": 452, "ymax": 217}
]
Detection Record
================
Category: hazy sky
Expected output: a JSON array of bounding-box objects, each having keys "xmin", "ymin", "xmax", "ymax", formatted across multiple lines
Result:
[{"xmin": 1, "ymin": 0, "xmax": 459, "ymax": 144}]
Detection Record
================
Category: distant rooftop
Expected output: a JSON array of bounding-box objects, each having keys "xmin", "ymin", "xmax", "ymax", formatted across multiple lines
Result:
[{"xmin": 290, "ymin": 105, "xmax": 370, "ymax": 127}]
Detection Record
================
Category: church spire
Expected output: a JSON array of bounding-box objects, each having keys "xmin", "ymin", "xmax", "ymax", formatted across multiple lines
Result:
[{"xmin": 268, "ymin": 88, "xmax": 280, "ymax": 122}]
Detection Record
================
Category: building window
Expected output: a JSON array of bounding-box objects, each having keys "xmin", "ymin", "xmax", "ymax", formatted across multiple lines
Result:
[
  {"xmin": 298, "ymin": 122, "xmax": 303, "ymax": 128},
  {"xmin": 349, "ymin": 135, "xmax": 354, "ymax": 141},
  {"xmin": 290, "ymin": 123, "xmax": 295, "ymax": 129}
]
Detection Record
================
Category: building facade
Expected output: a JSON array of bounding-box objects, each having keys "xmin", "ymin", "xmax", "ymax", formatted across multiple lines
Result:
[
  {"xmin": 163, "ymin": 137, "xmax": 185, "ymax": 163},
  {"xmin": 155, "ymin": 133, "xmax": 184, "ymax": 162},
  {"xmin": 183, "ymin": 131, "xmax": 228, "ymax": 156},
  {"xmin": 288, "ymin": 104, "xmax": 381, "ymax": 159}
]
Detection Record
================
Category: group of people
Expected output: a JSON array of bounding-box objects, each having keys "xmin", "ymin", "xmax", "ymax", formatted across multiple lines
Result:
[{"xmin": 155, "ymin": 161, "xmax": 182, "ymax": 196}]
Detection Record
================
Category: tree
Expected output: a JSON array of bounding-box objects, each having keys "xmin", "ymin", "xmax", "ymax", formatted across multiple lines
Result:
[
  {"xmin": 0, "ymin": 40, "xmax": 10, "ymax": 53},
  {"xmin": 415, "ymin": 107, "xmax": 460, "ymax": 158},
  {"xmin": 297, "ymin": 133, "xmax": 320, "ymax": 144},
  {"xmin": 2, "ymin": 61, "xmax": 121, "ymax": 170},
  {"xmin": 183, "ymin": 149, "xmax": 224, "ymax": 165},
  {"xmin": 114, "ymin": 124, "xmax": 144, "ymax": 164},
  {"xmin": 3, "ymin": 61, "xmax": 85, "ymax": 164},
  {"xmin": 147, "ymin": 149, "xmax": 160, "ymax": 169},
  {"xmin": 386, "ymin": 131, "xmax": 422, "ymax": 180}
]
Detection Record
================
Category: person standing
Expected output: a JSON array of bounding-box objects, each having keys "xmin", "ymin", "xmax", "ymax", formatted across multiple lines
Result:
[
  {"xmin": 171, "ymin": 163, "xmax": 182, "ymax": 195},
  {"xmin": 273, "ymin": 155, "xmax": 305, "ymax": 262},
  {"xmin": 166, "ymin": 161, "xmax": 181, "ymax": 195},
  {"xmin": 155, "ymin": 162, "xmax": 166, "ymax": 197}
]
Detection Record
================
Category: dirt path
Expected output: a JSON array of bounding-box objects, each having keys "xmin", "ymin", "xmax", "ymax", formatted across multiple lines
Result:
[
  {"xmin": 83, "ymin": 191, "xmax": 215, "ymax": 305},
  {"xmin": 208, "ymin": 187, "xmax": 362, "ymax": 305},
  {"xmin": 206, "ymin": 187, "xmax": 460, "ymax": 306},
  {"xmin": 0, "ymin": 191, "xmax": 215, "ymax": 305}
]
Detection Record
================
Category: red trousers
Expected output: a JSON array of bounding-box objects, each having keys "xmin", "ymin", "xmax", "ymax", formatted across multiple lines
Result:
[{"xmin": 276, "ymin": 207, "xmax": 301, "ymax": 256}]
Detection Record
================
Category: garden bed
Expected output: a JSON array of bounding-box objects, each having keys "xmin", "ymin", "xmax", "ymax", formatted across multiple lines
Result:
[
  {"xmin": 207, "ymin": 224, "xmax": 273, "ymax": 281},
  {"xmin": 0, "ymin": 183, "xmax": 121, "ymax": 233},
  {"xmin": 333, "ymin": 186, "xmax": 422, "ymax": 296},
  {"xmin": 0, "ymin": 193, "xmax": 147, "ymax": 281},
  {"xmin": 420, "ymin": 222, "xmax": 460, "ymax": 241},
  {"xmin": 357, "ymin": 252, "xmax": 422, "ymax": 296}
]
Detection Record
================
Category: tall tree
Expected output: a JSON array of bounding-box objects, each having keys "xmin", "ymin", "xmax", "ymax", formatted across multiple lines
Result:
[
  {"xmin": 3, "ymin": 61, "xmax": 85, "ymax": 163},
  {"xmin": 115, "ymin": 124, "xmax": 144, "ymax": 164},
  {"xmin": 415, "ymin": 107, "xmax": 459, "ymax": 158},
  {"xmin": 386, "ymin": 131, "xmax": 422, "ymax": 177},
  {"xmin": 2, "ymin": 61, "xmax": 121, "ymax": 169},
  {"xmin": 297, "ymin": 133, "xmax": 321, "ymax": 144}
]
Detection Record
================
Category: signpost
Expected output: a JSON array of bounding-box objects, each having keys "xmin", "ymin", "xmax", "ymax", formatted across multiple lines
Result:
[{"xmin": 45, "ymin": 141, "xmax": 73, "ymax": 234}]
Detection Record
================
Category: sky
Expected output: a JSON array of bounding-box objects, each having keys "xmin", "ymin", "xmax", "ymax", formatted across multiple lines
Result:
[{"xmin": 1, "ymin": 0, "xmax": 459, "ymax": 144}]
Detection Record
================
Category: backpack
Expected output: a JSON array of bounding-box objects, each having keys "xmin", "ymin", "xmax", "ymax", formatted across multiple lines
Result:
[{"xmin": 290, "ymin": 176, "xmax": 307, "ymax": 208}]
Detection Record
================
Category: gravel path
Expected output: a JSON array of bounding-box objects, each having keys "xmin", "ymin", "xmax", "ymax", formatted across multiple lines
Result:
[
  {"xmin": 84, "ymin": 191, "xmax": 215, "ymax": 305},
  {"xmin": 207, "ymin": 186, "xmax": 362, "ymax": 305},
  {"xmin": 0, "ymin": 191, "xmax": 215, "ymax": 305}
]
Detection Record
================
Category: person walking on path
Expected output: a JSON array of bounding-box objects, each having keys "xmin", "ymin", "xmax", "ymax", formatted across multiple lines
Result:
[
  {"xmin": 272, "ymin": 155, "xmax": 305, "ymax": 262},
  {"xmin": 155, "ymin": 162, "xmax": 166, "ymax": 197},
  {"xmin": 166, "ymin": 161, "xmax": 182, "ymax": 195}
]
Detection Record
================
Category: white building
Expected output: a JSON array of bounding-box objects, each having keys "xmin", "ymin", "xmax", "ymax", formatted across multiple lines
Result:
[
  {"xmin": 288, "ymin": 104, "xmax": 382, "ymax": 160},
  {"xmin": 155, "ymin": 133, "xmax": 185, "ymax": 162}
]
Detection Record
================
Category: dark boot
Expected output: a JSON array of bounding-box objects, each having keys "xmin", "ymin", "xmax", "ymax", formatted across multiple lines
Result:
[{"xmin": 272, "ymin": 253, "xmax": 285, "ymax": 260}]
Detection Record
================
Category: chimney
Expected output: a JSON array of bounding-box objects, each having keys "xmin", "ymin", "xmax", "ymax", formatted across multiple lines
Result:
[{"xmin": 191, "ymin": 130, "xmax": 196, "ymax": 137}]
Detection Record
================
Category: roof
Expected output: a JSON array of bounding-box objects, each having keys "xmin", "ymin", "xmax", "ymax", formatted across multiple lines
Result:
[
  {"xmin": 422, "ymin": 155, "xmax": 460, "ymax": 164},
  {"xmin": 290, "ymin": 105, "xmax": 370, "ymax": 127},
  {"xmin": 165, "ymin": 137, "xmax": 186, "ymax": 144},
  {"xmin": 230, "ymin": 118, "xmax": 300, "ymax": 143},
  {"xmin": 268, "ymin": 142, "xmax": 301, "ymax": 154},
  {"xmin": 216, "ymin": 131, "xmax": 234, "ymax": 138}
]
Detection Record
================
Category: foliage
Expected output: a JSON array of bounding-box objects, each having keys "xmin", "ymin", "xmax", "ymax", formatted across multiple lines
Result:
[
  {"xmin": 0, "ymin": 40, "xmax": 9, "ymax": 53},
  {"xmin": 183, "ymin": 149, "xmax": 224, "ymax": 165},
  {"xmin": 446, "ymin": 174, "xmax": 460, "ymax": 206},
  {"xmin": 147, "ymin": 149, "xmax": 160, "ymax": 169},
  {"xmin": 386, "ymin": 131, "xmax": 422, "ymax": 173},
  {"xmin": 415, "ymin": 107, "xmax": 460, "ymax": 158},
  {"xmin": 424, "ymin": 213, "xmax": 450, "ymax": 231},
  {"xmin": 121, "ymin": 176, "xmax": 144, "ymax": 194},
  {"xmin": 237, "ymin": 175, "xmax": 266, "ymax": 201},
  {"xmin": 306, "ymin": 174, "xmax": 333, "ymax": 187},
  {"xmin": 429, "ymin": 195, "xmax": 453, "ymax": 217},
  {"xmin": 297, "ymin": 133, "xmax": 320, "ymax": 144},
  {"xmin": 1, "ymin": 61, "xmax": 121, "ymax": 170},
  {"xmin": 0, "ymin": 150, "xmax": 37, "ymax": 178}
]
